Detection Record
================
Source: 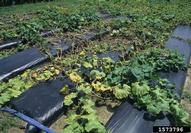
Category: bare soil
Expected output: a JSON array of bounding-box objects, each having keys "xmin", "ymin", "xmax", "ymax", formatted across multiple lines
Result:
[{"xmin": 181, "ymin": 60, "xmax": 191, "ymax": 118}]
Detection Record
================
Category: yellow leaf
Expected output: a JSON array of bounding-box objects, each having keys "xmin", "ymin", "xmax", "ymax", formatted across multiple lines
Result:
[
  {"xmin": 69, "ymin": 72, "xmax": 83, "ymax": 83},
  {"xmin": 82, "ymin": 62, "xmax": 93, "ymax": 68},
  {"xmin": 79, "ymin": 51, "xmax": 86, "ymax": 56},
  {"xmin": 55, "ymin": 69, "xmax": 60, "ymax": 75},
  {"xmin": 91, "ymin": 81, "xmax": 112, "ymax": 92},
  {"xmin": 60, "ymin": 85, "xmax": 69, "ymax": 94}
]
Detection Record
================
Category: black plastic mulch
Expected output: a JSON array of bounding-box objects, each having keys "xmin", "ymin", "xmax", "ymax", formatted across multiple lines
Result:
[{"xmin": 0, "ymin": 48, "xmax": 48, "ymax": 81}]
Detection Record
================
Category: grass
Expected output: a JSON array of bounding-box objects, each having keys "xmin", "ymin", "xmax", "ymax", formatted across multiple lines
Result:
[
  {"xmin": 0, "ymin": 112, "xmax": 24, "ymax": 133},
  {"xmin": 0, "ymin": 0, "xmax": 80, "ymax": 16}
]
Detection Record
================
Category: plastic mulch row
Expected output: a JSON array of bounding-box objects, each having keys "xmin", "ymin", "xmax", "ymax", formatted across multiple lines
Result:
[
  {"xmin": 0, "ymin": 39, "xmax": 22, "ymax": 49},
  {"xmin": 0, "ymin": 11, "xmax": 121, "ymax": 81},
  {"xmin": 0, "ymin": 48, "xmax": 48, "ymax": 81},
  {"xmin": 0, "ymin": 12, "xmax": 114, "ymax": 50},
  {"xmin": 79, "ymin": 29, "xmax": 110, "ymax": 41},
  {"xmin": 0, "ymin": 42, "xmax": 65, "ymax": 82},
  {"xmin": 0, "ymin": 12, "xmax": 127, "ymax": 82},
  {"xmin": 8, "ymin": 51, "xmax": 121, "ymax": 133},
  {"xmin": 172, "ymin": 25, "xmax": 191, "ymax": 41},
  {"xmin": 0, "ymin": 29, "xmax": 59, "ymax": 50},
  {"xmin": 0, "ymin": 28, "xmax": 110, "ymax": 81},
  {"xmin": 10, "ymin": 76, "xmax": 76, "ymax": 133},
  {"xmin": 106, "ymin": 25, "xmax": 191, "ymax": 133}
]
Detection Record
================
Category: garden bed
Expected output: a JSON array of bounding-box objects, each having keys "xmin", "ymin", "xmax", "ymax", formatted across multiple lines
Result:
[{"xmin": 1, "ymin": 0, "xmax": 191, "ymax": 133}]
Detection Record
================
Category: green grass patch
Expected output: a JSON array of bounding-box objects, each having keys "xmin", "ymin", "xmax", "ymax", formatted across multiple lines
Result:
[{"xmin": 0, "ymin": 0, "xmax": 80, "ymax": 16}]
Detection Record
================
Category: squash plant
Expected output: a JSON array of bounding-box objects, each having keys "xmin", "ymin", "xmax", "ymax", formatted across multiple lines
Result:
[
  {"xmin": 61, "ymin": 48, "xmax": 190, "ymax": 132},
  {"xmin": 16, "ymin": 22, "xmax": 44, "ymax": 45}
]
